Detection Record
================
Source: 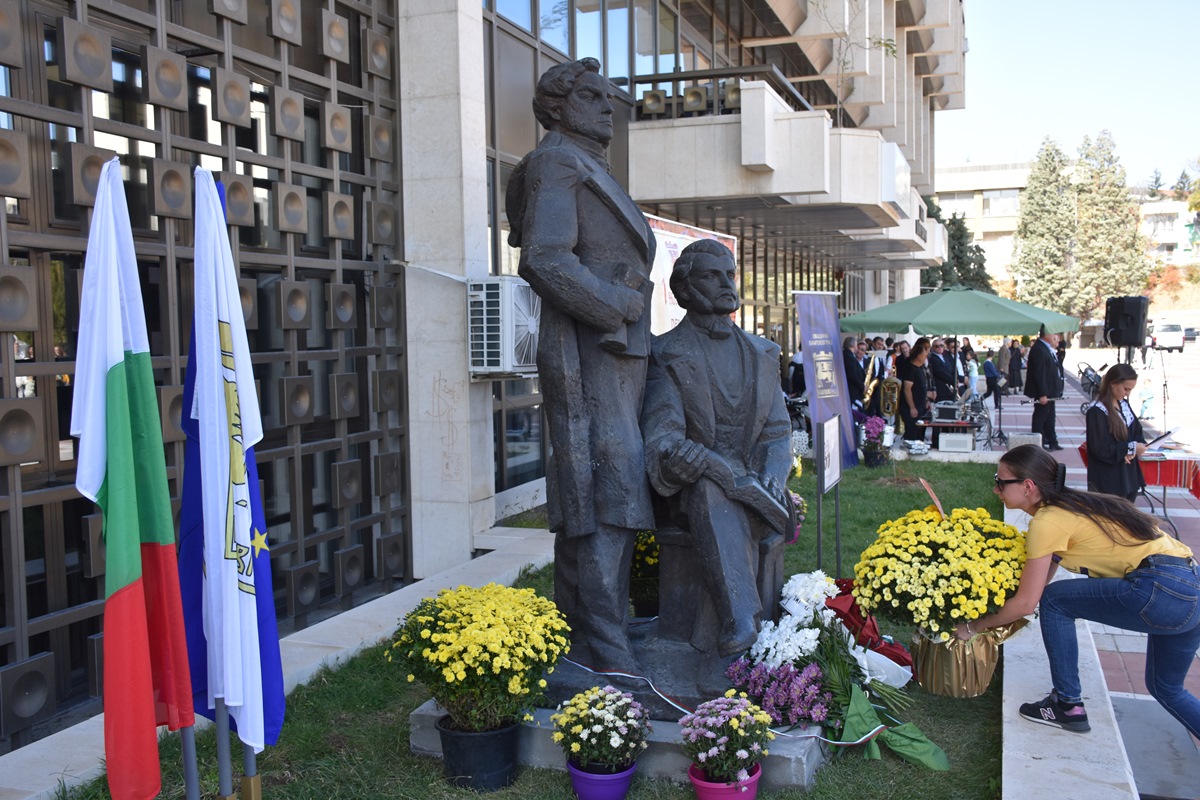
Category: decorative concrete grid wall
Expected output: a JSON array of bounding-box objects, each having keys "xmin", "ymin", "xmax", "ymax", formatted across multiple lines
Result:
[{"xmin": 0, "ymin": 0, "xmax": 409, "ymax": 750}]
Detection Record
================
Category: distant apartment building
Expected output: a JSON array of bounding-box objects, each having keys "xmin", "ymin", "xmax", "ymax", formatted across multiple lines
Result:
[
  {"xmin": 1141, "ymin": 198, "xmax": 1200, "ymax": 267},
  {"xmin": 935, "ymin": 163, "xmax": 1200, "ymax": 290},
  {"xmin": 933, "ymin": 162, "xmax": 1032, "ymax": 285}
]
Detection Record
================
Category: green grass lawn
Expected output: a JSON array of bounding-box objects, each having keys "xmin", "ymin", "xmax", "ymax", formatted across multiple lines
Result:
[{"xmin": 61, "ymin": 459, "xmax": 1005, "ymax": 800}]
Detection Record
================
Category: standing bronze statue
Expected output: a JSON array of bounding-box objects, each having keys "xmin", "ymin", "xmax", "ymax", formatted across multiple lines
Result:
[{"xmin": 505, "ymin": 57, "xmax": 655, "ymax": 673}]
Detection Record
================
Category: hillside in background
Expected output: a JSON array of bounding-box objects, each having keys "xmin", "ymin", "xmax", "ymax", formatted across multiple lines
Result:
[{"xmin": 1147, "ymin": 264, "xmax": 1200, "ymax": 324}]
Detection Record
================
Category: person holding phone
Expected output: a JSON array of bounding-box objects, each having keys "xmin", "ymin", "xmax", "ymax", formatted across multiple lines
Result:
[{"xmin": 1085, "ymin": 364, "xmax": 1147, "ymax": 502}]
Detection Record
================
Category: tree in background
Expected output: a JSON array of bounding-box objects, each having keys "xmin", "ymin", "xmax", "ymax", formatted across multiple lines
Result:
[
  {"xmin": 1171, "ymin": 169, "xmax": 1193, "ymax": 200},
  {"xmin": 921, "ymin": 198, "xmax": 993, "ymax": 293},
  {"xmin": 1011, "ymin": 137, "xmax": 1076, "ymax": 315},
  {"xmin": 1072, "ymin": 131, "xmax": 1151, "ymax": 317},
  {"xmin": 1147, "ymin": 169, "xmax": 1163, "ymax": 199}
]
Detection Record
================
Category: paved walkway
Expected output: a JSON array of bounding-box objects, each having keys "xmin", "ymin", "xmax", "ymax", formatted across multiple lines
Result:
[{"xmin": 974, "ymin": 350, "xmax": 1200, "ymax": 796}]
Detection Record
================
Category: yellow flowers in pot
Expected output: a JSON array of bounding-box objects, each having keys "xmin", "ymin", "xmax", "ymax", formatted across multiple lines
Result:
[
  {"xmin": 388, "ymin": 583, "xmax": 570, "ymax": 731},
  {"xmin": 853, "ymin": 507, "xmax": 1025, "ymax": 642}
]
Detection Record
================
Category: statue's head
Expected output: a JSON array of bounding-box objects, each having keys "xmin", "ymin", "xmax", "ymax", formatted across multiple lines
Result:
[
  {"xmin": 532, "ymin": 58, "xmax": 613, "ymax": 145},
  {"xmin": 670, "ymin": 239, "xmax": 740, "ymax": 316}
]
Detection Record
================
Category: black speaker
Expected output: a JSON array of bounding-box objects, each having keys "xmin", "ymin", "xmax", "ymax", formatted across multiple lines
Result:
[{"xmin": 1104, "ymin": 296, "xmax": 1149, "ymax": 347}]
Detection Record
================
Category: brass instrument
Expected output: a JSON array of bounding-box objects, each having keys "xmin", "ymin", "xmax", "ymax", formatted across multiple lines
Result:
[
  {"xmin": 863, "ymin": 351, "xmax": 878, "ymax": 405},
  {"xmin": 880, "ymin": 376, "xmax": 901, "ymax": 418}
]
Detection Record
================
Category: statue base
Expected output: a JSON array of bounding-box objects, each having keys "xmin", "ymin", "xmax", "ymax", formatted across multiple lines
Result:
[{"xmin": 543, "ymin": 618, "xmax": 740, "ymax": 720}]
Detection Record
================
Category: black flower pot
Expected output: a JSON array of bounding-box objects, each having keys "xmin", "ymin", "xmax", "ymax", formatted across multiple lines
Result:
[
  {"xmin": 863, "ymin": 449, "xmax": 888, "ymax": 468},
  {"xmin": 436, "ymin": 716, "xmax": 520, "ymax": 792}
]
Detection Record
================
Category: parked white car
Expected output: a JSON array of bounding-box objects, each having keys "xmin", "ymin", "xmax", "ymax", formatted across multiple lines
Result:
[{"xmin": 1151, "ymin": 322, "xmax": 1185, "ymax": 352}]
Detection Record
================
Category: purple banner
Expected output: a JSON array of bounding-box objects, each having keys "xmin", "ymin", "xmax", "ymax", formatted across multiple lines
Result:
[{"xmin": 795, "ymin": 291, "xmax": 858, "ymax": 469}]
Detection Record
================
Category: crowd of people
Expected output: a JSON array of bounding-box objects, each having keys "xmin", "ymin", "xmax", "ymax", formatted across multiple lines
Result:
[
  {"xmin": 790, "ymin": 333, "xmax": 1200, "ymax": 741},
  {"xmin": 790, "ymin": 333, "xmax": 1043, "ymax": 449}
]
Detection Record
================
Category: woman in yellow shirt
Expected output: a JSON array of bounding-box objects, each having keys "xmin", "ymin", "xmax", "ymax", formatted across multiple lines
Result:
[{"xmin": 955, "ymin": 444, "xmax": 1199, "ymax": 736}]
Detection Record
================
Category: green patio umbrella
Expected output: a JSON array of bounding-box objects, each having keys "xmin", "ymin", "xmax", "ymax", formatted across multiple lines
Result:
[{"xmin": 838, "ymin": 287, "xmax": 1080, "ymax": 336}]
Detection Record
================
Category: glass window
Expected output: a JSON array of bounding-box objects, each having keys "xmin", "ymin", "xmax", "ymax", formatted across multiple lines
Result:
[
  {"xmin": 606, "ymin": 1, "xmax": 631, "ymax": 90},
  {"xmin": 495, "ymin": 30, "xmax": 539, "ymax": 160},
  {"xmin": 498, "ymin": 0, "xmax": 533, "ymax": 31},
  {"xmin": 24, "ymin": 505, "xmax": 47, "ymax": 617},
  {"xmin": 575, "ymin": 0, "xmax": 603, "ymax": 63},
  {"xmin": 503, "ymin": 405, "xmax": 545, "ymax": 487},
  {"xmin": 100, "ymin": 50, "xmax": 149, "ymax": 129},
  {"xmin": 0, "ymin": 65, "xmax": 12, "ymax": 214},
  {"xmin": 258, "ymin": 457, "xmax": 293, "ymax": 545},
  {"xmin": 186, "ymin": 65, "xmax": 218, "ymax": 144},
  {"xmin": 497, "ymin": 162, "xmax": 521, "ymax": 276},
  {"xmin": 540, "ymin": 0, "xmax": 569, "ymax": 54},
  {"xmin": 505, "ymin": 377, "xmax": 540, "ymax": 397},
  {"xmin": 634, "ymin": 0, "xmax": 656, "ymax": 87},
  {"xmin": 657, "ymin": 3, "xmax": 677, "ymax": 74},
  {"xmin": 981, "ymin": 188, "xmax": 1019, "ymax": 217},
  {"xmin": 936, "ymin": 191, "xmax": 974, "ymax": 219}
]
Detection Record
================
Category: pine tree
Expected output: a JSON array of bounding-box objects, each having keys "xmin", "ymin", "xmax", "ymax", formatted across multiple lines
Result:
[
  {"xmin": 920, "ymin": 200, "xmax": 993, "ymax": 292},
  {"xmin": 1011, "ymin": 137, "xmax": 1075, "ymax": 314},
  {"xmin": 1073, "ymin": 131, "xmax": 1151, "ymax": 319},
  {"xmin": 1171, "ymin": 169, "xmax": 1193, "ymax": 199},
  {"xmin": 1147, "ymin": 169, "xmax": 1163, "ymax": 200},
  {"xmin": 920, "ymin": 197, "xmax": 951, "ymax": 290}
]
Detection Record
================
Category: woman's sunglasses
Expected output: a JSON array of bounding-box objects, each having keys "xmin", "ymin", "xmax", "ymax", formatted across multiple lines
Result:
[{"xmin": 994, "ymin": 475, "xmax": 1023, "ymax": 489}]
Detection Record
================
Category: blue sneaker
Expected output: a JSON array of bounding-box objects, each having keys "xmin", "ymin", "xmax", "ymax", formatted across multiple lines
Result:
[{"xmin": 1019, "ymin": 692, "xmax": 1090, "ymax": 733}]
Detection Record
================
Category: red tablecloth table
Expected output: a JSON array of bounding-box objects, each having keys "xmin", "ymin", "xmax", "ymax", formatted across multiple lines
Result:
[{"xmin": 1077, "ymin": 443, "xmax": 1196, "ymax": 536}]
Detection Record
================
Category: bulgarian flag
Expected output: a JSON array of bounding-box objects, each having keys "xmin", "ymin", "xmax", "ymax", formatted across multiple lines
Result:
[{"xmin": 72, "ymin": 158, "xmax": 194, "ymax": 800}]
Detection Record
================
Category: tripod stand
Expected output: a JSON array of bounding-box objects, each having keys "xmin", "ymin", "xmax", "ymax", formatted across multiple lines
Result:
[
  {"xmin": 989, "ymin": 397, "xmax": 1008, "ymax": 447},
  {"xmin": 1157, "ymin": 346, "xmax": 1169, "ymax": 430}
]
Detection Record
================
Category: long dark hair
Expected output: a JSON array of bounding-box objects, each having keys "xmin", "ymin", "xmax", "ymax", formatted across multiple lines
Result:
[
  {"xmin": 1098, "ymin": 363, "xmax": 1138, "ymax": 441},
  {"xmin": 1000, "ymin": 444, "xmax": 1160, "ymax": 543}
]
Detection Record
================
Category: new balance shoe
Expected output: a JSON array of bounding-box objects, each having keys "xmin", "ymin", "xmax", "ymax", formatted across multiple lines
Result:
[{"xmin": 1019, "ymin": 692, "xmax": 1090, "ymax": 733}]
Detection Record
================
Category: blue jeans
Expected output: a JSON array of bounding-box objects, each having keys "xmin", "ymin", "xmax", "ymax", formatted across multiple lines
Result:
[{"xmin": 1038, "ymin": 558, "xmax": 1200, "ymax": 738}]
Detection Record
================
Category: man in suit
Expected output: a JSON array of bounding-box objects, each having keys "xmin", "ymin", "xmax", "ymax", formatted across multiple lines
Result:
[
  {"xmin": 925, "ymin": 339, "xmax": 956, "ymax": 448},
  {"xmin": 642, "ymin": 240, "xmax": 793, "ymax": 657},
  {"xmin": 506, "ymin": 57, "xmax": 656, "ymax": 672},
  {"xmin": 1024, "ymin": 327, "xmax": 1065, "ymax": 451},
  {"xmin": 843, "ymin": 336, "xmax": 866, "ymax": 408},
  {"xmin": 928, "ymin": 339, "xmax": 956, "ymax": 402}
]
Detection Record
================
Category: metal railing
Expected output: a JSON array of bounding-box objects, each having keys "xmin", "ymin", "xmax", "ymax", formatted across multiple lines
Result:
[{"xmin": 630, "ymin": 65, "xmax": 814, "ymax": 120}]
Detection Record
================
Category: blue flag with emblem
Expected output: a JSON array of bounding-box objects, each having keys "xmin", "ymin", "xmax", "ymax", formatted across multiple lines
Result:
[{"xmin": 179, "ymin": 169, "xmax": 284, "ymax": 750}]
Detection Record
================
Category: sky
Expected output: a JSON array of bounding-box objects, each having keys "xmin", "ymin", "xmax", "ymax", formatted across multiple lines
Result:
[{"xmin": 934, "ymin": 0, "xmax": 1199, "ymax": 189}]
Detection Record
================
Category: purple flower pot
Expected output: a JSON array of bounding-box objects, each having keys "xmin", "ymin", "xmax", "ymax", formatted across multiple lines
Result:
[{"xmin": 566, "ymin": 760, "xmax": 637, "ymax": 800}]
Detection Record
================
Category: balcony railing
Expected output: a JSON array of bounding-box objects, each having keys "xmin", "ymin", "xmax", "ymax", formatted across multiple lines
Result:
[{"xmin": 631, "ymin": 66, "xmax": 814, "ymax": 121}]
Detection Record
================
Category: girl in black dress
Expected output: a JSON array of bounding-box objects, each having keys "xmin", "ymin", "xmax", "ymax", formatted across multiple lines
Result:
[{"xmin": 1085, "ymin": 363, "xmax": 1147, "ymax": 502}]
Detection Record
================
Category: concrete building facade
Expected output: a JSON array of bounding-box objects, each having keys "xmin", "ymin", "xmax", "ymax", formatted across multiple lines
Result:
[
  {"xmin": 933, "ymin": 161, "xmax": 1031, "ymax": 287},
  {"xmin": 0, "ymin": 0, "xmax": 965, "ymax": 748}
]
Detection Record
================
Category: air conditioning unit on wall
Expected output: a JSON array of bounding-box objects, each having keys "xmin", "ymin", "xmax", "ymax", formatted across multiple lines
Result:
[{"xmin": 467, "ymin": 276, "xmax": 540, "ymax": 379}]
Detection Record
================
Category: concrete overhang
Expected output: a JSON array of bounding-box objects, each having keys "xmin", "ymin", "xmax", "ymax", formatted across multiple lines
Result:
[
  {"xmin": 883, "ymin": 218, "xmax": 947, "ymax": 267},
  {"xmin": 629, "ymin": 90, "xmax": 934, "ymax": 268}
]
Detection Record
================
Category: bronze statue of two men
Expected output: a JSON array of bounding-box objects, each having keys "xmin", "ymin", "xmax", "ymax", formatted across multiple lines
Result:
[{"xmin": 506, "ymin": 58, "xmax": 792, "ymax": 695}]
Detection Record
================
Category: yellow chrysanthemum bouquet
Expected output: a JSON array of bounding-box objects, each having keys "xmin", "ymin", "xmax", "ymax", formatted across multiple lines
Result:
[
  {"xmin": 388, "ymin": 582, "xmax": 570, "ymax": 731},
  {"xmin": 852, "ymin": 506, "xmax": 1026, "ymax": 642}
]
